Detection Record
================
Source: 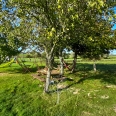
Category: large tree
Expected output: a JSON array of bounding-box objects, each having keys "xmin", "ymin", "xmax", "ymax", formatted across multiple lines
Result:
[{"xmin": 1, "ymin": 0, "xmax": 116, "ymax": 92}]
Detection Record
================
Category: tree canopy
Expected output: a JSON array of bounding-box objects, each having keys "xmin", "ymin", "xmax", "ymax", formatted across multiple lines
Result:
[{"xmin": 0, "ymin": 0, "xmax": 116, "ymax": 92}]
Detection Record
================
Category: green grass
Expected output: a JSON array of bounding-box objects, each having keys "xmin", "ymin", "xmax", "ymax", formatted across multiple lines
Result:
[{"xmin": 0, "ymin": 57, "xmax": 116, "ymax": 116}]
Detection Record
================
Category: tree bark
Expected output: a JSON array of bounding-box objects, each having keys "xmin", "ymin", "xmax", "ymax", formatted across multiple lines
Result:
[
  {"xmin": 45, "ymin": 66, "xmax": 51, "ymax": 92},
  {"xmin": 44, "ymin": 55, "xmax": 52, "ymax": 93},
  {"xmin": 71, "ymin": 51, "xmax": 77, "ymax": 73},
  {"xmin": 59, "ymin": 56, "xmax": 64, "ymax": 76},
  {"xmin": 93, "ymin": 59, "xmax": 96, "ymax": 72},
  {"xmin": 44, "ymin": 44, "xmax": 55, "ymax": 92}
]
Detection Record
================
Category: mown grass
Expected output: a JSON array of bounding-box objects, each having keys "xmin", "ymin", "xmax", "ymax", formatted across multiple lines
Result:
[{"xmin": 0, "ymin": 57, "xmax": 116, "ymax": 116}]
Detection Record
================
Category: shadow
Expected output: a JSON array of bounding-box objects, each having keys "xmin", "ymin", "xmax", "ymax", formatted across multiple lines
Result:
[
  {"xmin": 1, "ymin": 62, "xmax": 116, "ymax": 94},
  {"xmin": 48, "ymin": 81, "xmax": 78, "ymax": 93},
  {"xmin": 48, "ymin": 70, "xmax": 116, "ymax": 94},
  {"xmin": 76, "ymin": 63, "xmax": 92, "ymax": 71},
  {"xmin": 75, "ymin": 63, "xmax": 116, "ymax": 85},
  {"xmin": 48, "ymin": 63, "xmax": 116, "ymax": 93},
  {"xmin": 53, "ymin": 77, "xmax": 74, "ymax": 83},
  {"xmin": 86, "ymin": 71, "xmax": 116, "ymax": 85},
  {"xmin": 77, "ymin": 63, "xmax": 116, "ymax": 71}
]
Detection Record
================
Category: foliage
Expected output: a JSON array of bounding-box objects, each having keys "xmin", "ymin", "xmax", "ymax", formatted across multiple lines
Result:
[
  {"xmin": 0, "ymin": 34, "xmax": 24, "ymax": 64},
  {"xmin": 1, "ymin": 0, "xmax": 116, "ymax": 92}
]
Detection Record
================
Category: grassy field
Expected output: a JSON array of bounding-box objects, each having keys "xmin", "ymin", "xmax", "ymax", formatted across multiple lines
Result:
[{"xmin": 0, "ymin": 56, "xmax": 116, "ymax": 116}]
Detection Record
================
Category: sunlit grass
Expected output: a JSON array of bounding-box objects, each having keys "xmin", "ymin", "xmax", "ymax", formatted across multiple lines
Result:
[{"xmin": 0, "ymin": 56, "xmax": 116, "ymax": 116}]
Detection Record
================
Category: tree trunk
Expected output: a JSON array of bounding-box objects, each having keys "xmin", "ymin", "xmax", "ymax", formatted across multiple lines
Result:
[
  {"xmin": 93, "ymin": 59, "xmax": 96, "ymax": 72},
  {"xmin": 59, "ymin": 50, "xmax": 64, "ymax": 77},
  {"xmin": 44, "ymin": 55, "xmax": 52, "ymax": 92},
  {"xmin": 44, "ymin": 45, "xmax": 55, "ymax": 92},
  {"xmin": 71, "ymin": 52, "xmax": 77, "ymax": 73},
  {"xmin": 44, "ymin": 43, "xmax": 56, "ymax": 93},
  {"xmin": 45, "ymin": 66, "xmax": 51, "ymax": 92},
  {"xmin": 59, "ymin": 56, "xmax": 64, "ymax": 77}
]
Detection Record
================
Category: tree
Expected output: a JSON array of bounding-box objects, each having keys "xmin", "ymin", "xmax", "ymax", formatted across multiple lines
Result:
[
  {"xmin": 0, "ymin": 33, "xmax": 24, "ymax": 64},
  {"xmin": 1, "ymin": 0, "xmax": 116, "ymax": 92},
  {"xmin": 67, "ymin": 0, "xmax": 116, "ymax": 72},
  {"xmin": 1, "ymin": 0, "xmax": 68, "ymax": 92}
]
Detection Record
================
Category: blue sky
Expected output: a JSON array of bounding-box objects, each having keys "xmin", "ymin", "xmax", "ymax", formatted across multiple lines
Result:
[
  {"xmin": 110, "ymin": 50, "xmax": 116, "ymax": 55},
  {"xmin": 112, "ymin": 24, "xmax": 116, "ymax": 30},
  {"xmin": 109, "ymin": 6, "xmax": 116, "ymax": 55}
]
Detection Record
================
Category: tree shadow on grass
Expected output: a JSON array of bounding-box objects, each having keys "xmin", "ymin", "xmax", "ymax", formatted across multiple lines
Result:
[
  {"xmin": 77, "ymin": 63, "xmax": 116, "ymax": 72},
  {"xmin": 76, "ymin": 63, "xmax": 116, "ymax": 86},
  {"xmin": 49, "ymin": 71, "xmax": 116, "ymax": 94},
  {"xmin": 86, "ymin": 71, "xmax": 116, "ymax": 85},
  {"xmin": 49, "ymin": 63, "xmax": 116, "ymax": 93}
]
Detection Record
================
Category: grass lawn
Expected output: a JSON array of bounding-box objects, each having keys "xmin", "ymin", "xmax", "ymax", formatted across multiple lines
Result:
[{"xmin": 0, "ymin": 57, "xmax": 116, "ymax": 116}]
